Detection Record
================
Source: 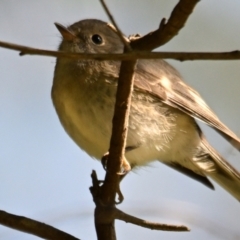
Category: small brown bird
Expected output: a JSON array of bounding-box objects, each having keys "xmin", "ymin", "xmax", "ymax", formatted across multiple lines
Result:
[{"xmin": 52, "ymin": 19, "xmax": 240, "ymax": 201}]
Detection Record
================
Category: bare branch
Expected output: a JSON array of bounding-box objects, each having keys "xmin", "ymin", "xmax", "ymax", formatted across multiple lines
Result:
[
  {"xmin": 97, "ymin": 0, "xmax": 136, "ymax": 209},
  {"xmin": 97, "ymin": 0, "xmax": 202, "ymax": 204},
  {"xmin": 0, "ymin": 210, "xmax": 80, "ymax": 240},
  {"xmin": 90, "ymin": 171, "xmax": 118, "ymax": 240},
  {"xmin": 0, "ymin": 1, "xmax": 208, "ymax": 239},
  {"xmin": 92, "ymin": 0, "xmax": 200, "ymax": 238},
  {"xmin": 99, "ymin": 59, "xmax": 137, "ymax": 204},
  {"xmin": 1, "ymin": 40, "xmax": 240, "ymax": 61},
  {"xmin": 131, "ymin": 0, "xmax": 200, "ymax": 50},
  {"xmin": 90, "ymin": 172, "xmax": 189, "ymax": 232},
  {"xmin": 115, "ymin": 208, "xmax": 189, "ymax": 232}
]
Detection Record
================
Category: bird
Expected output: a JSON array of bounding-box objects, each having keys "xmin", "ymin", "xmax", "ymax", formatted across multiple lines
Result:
[{"xmin": 52, "ymin": 19, "xmax": 240, "ymax": 201}]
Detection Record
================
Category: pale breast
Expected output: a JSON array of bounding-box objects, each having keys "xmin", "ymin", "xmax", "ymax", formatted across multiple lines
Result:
[
  {"xmin": 52, "ymin": 74, "xmax": 117, "ymax": 159},
  {"xmin": 126, "ymin": 93, "xmax": 201, "ymax": 166},
  {"xmin": 52, "ymin": 73, "xmax": 201, "ymax": 168}
]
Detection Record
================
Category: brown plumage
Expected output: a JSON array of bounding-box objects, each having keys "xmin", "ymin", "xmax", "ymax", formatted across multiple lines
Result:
[{"xmin": 52, "ymin": 19, "xmax": 240, "ymax": 201}]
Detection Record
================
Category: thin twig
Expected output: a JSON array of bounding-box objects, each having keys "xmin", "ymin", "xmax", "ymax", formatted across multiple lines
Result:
[
  {"xmin": 115, "ymin": 208, "xmax": 189, "ymax": 232},
  {"xmin": 0, "ymin": 210, "xmax": 80, "ymax": 240},
  {"xmin": 99, "ymin": 0, "xmax": 131, "ymax": 51},
  {"xmin": 0, "ymin": 40, "xmax": 240, "ymax": 61}
]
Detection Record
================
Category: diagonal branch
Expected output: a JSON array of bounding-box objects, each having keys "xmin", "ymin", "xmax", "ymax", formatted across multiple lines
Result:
[
  {"xmin": 131, "ymin": 0, "xmax": 200, "ymax": 50},
  {"xmin": 115, "ymin": 208, "xmax": 189, "ymax": 232},
  {"xmin": 99, "ymin": 0, "xmax": 131, "ymax": 51},
  {"xmin": 0, "ymin": 210, "xmax": 80, "ymax": 240}
]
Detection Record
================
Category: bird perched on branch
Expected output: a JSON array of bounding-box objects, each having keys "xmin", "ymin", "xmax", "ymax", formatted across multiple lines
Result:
[{"xmin": 52, "ymin": 19, "xmax": 240, "ymax": 201}]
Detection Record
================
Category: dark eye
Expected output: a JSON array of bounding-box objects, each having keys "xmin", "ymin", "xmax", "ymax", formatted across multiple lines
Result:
[{"xmin": 91, "ymin": 34, "xmax": 103, "ymax": 45}]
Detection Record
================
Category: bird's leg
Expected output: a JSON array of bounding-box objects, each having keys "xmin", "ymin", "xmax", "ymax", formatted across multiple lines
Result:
[
  {"xmin": 101, "ymin": 145, "xmax": 138, "ymax": 174},
  {"xmin": 101, "ymin": 146, "xmax": 137, "ymax": 203}
]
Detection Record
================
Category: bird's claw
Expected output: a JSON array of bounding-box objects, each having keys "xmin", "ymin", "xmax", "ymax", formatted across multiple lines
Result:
[
  {"xmin": 115, "ymin": 185, "xmax": 124, "ymax": 204},
  {"xmin": 101, "ymin": 152, "xmax": 109, "ymax": 171},
  {"xmin": 116, "ymin": 156, "xmax": 131, "ymax": 175},
  {"xmin": 101, "ymin": 152, "xmax": 131, "ymax": 175}
]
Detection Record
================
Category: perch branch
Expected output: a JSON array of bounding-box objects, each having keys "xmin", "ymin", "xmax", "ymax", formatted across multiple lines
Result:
[
  {"xmin": 97, "ymin": 0, "xmax": 136, "ymax": 207},
  {"xmin": 1, "ymin": 40, "xmax": 239, "ymax": 61},
  {"xmin": 90, "ymin": 0, "xmax": 201, "ymax": 239}
]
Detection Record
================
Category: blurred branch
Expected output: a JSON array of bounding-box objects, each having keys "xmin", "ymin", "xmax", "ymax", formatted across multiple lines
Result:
[
  {"xmin": 1, "ymin": 40, "xmax": 240, "ymax": 60},
  {"xmin": 0, "ymin": 210, "xmax": 80, "ymax": 240}
]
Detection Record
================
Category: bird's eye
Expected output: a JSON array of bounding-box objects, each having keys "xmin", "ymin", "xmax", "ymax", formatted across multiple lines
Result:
[{"xmin": 91, "ymin": 34, "xmax": 103, "ymax": 45}]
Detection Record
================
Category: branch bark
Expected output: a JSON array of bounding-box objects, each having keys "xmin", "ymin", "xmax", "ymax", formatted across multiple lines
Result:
[
  {"xmin": 115, "ymin": 208, "xmax": 189, "ymax": 232},
  {"xmin": 1, "ymin": 0, "xmax": 227, "ymax": 239},
  {"xmin": 1, "ymin": 40, "xmax": 240, "ymax": 61},
  {"xmin": 91, "ymin": 0, "xmax": 200, "ymax": 239},
  {"xmin": 90, "ymin": 171, "xmax": 189, "ymax": 239},
  {"xmin": 0, "ymin": 210, "xmax": 80, "ymax": 240},
  {"xmin": 131, "ymin": 0, "xmax": 200, "ymax": 50}
]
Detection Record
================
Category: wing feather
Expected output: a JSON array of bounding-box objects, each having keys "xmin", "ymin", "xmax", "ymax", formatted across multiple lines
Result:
[{"xmin": 134, "ymin": 59, "xmax": 240, "ymax": 150}]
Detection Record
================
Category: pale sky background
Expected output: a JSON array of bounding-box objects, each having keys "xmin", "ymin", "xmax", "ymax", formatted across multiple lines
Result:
[{"xmin": 0, "ymin": 1, "xmax": 240, "ymax": 240}]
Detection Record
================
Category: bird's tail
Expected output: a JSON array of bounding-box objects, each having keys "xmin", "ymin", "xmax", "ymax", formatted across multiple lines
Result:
[{"xmin": 195, "ymin": 137, "xmax": 240, "ymax": 201}]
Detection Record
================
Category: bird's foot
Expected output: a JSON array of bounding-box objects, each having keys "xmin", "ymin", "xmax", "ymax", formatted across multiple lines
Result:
[{"xmin": 101, "ymin": 152, "xmax": 131, "ymax": 175}]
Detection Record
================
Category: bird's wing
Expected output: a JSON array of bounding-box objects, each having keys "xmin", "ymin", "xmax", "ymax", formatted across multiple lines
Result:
[
  {"xmin": 162, "ymin": 161, "xmax": 214, "ymax": 189},
  {"xmin": 134, "ymin": 59, "xmax": 240, "ymax": 151}
]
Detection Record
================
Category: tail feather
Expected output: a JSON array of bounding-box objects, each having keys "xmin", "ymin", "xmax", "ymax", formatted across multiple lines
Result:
[{"xmin": 195, "ymin": 137, "xmax": 240, "ymax": 201}]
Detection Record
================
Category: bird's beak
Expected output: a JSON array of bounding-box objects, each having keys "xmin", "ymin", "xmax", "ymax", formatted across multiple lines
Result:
[{"xmin": 54, "ymin": 23, "xmax": 76, "ymax": 41}]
